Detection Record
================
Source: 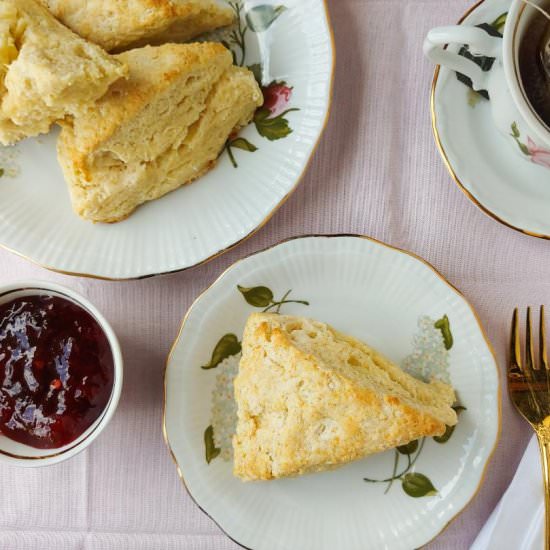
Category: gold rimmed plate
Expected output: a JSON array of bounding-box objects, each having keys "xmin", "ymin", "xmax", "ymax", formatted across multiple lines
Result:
[
  {"xmin": 0, "ymin": 0, "xmax": 334, "ymax": 279},
  {"xmin": 431, "ymin": 0, "xmax": 550, "ymax": 239},
  {"xmin": 163, "ymin": 234, "xmax": 500, "ymax": 550}
]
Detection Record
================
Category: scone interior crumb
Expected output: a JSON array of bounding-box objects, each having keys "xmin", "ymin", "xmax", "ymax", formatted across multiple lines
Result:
[
  {"xmin": 0, "ymin": 3, "xmax": 25, "ymax": 97},
  {"xmin": 286, "ymin": 319, "xmax": 456, "ymax": 414},
  {"xmin": 36, "ymin": 0, "xmax": 236, "ymax": 52}
]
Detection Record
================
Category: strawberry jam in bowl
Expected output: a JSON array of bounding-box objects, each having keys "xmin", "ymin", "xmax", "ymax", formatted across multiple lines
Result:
[{"xmin": 0, "ymin": 282, "xmax": 122, "ymax": 466}]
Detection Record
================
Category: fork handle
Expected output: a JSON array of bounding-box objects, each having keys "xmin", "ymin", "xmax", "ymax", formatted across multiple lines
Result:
[{"xmin": 537, "ymin": 433, "xmax": 550, "ymax": 550}]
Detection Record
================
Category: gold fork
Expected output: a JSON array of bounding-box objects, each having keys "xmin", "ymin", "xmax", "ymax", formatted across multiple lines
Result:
[{"xmin": 509, "ymin": 306, "xmax": 550, "ymax": 548}]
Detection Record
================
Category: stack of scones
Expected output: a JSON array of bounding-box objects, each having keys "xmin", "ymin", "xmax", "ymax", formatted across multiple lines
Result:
[{"xmin": 0, "ymin": 0, "xmax": 262, "ymax": 222}]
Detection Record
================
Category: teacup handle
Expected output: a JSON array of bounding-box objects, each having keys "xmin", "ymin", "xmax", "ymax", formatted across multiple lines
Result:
[{"xmin": 423, "ymin": 26, "xmax": 502, "ymax": 91}]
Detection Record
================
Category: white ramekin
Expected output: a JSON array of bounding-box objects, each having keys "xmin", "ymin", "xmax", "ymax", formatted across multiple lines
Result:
[{"xmin": 0, "ymin": 281, "xmax": 123, "ymax": 467}]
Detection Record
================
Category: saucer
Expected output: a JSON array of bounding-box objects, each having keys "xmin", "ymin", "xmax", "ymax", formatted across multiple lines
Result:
[{"xmin": 432, "ymin": 0, "xmax": 550, "ymax": 238}]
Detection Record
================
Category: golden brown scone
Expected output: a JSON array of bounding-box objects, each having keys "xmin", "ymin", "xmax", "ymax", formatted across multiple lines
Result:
[
  {"xmin": 57, "ymin": 42, "xmax": 263, "ymax": 223},
  {"xmin": 233, "ymin": 313, "xmax": 458, "ymax": 481},
  {"xmin": 37, "ymin": 0, "xmax": 235, "ymax": 52},
  {"xmin": 0, "ymin": 0, "xmax": 127, "ymax": 145}
]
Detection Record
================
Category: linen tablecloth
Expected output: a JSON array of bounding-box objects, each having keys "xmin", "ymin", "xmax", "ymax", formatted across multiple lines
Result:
[{"xmin": 0, "ymin": 0, "xmax": 536, "ymax": 548}]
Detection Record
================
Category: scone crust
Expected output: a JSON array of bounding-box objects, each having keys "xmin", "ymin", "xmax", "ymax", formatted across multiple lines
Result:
[
  {"xmin": 63, "ymin": 42, "xmax": 232, "ymax": 167},
  {"xmin": 233, "ymin": 314, "xmax": 457, "ymax": 481},
  {"xmin": 0, "ymin": 0, "xmax": 127, "ymax": 145},
  {"xmin": 37, "ymin": 0, "xmax": 235, "ymax": 51},
  {"xmin": 57, "ymin": 43, "xmax": 262, "ymax": 223}
]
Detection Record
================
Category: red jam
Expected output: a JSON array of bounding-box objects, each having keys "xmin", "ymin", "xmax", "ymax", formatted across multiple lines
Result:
[{"xmin": 0, "ymin": 294, "xmax": 114, "ymax": 449}]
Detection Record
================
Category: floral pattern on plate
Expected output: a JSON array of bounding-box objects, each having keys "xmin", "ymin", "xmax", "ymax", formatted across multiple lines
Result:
[
  {"xmin": 365, "ymin": 315, "xmax": 467, "ymax": 498},
  {"xmin": 510, "ymin": 122, "xmax": 550, "ymax": 169},
  {"xmin": 219, "ymin": 2, "xmax": 300, "ymax": 168}
]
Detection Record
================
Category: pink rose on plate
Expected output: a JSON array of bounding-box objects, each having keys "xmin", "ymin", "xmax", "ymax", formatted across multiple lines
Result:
[
  {"xmin": 527, "ymin": 137, "xmax": 550, "ymax": 169},
  {"xmin": 262, "ymin": 82, "xmax": 293, "ymax": 117}
]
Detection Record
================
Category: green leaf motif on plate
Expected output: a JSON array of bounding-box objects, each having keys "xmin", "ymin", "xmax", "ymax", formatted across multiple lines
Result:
[
  {"xmin": 248, "ymin": 63, "xmax": 262, "ymax": 86},
  {"xmin": 246, "ymin": 5, "xmax": 287, "ymax": 32},
  {"xmin": 225, "ymin": 137, "xmax": 258, "ymax": 168},
  {"xmin": 364, "ymin": 439, "xmax": 429, "ymax": 496},
  {"xmin": 402, "ymin": 473, "xmax": 438, "ymax": 498},
  {"xmin": 254, "ymin": 108, "xmax": 300, "ymax": 141},
  {"xmin": 397, "ymin": 440, "xmax": 419, "ymax": 455},
  {"xmin": 434, "ymin": 315, "xmax": 453, "ymax": 350},
  {"xmin": 237, "ymin": 285, "xmax": 309, "ymax": 313},
  {"xmin": 467, "ymin": 89, "xmax": 483, "ymax": 108},
  {"xmin": 509, "ymin": 122, "xmax": 532, "ymax": 156},
  {"xmin": 491, "ymin": 13, "xmax": 507, "ymax": 34},
  {"xmin": 205, "ymin": 425, "xmax": 221, "ymax": 464},
  {"xmin": 226, "ymin": 2, "xmax": 248, "ymax": 67},
  {"xmin": 230, "ymin": 138, "xmax": 258, "ymax": 152},
  {"xmin": 238, "ymin": 285, "xmax": 274, "ymax": 307},
  {"xmin": 201, "ymin": 333, "xmax": 242, "ymax": 370},
  {"xmin": 0, "ymin": 168, "xmax": 4, "ymax": 178},
  {"xmin": 433, "ymin": 424, "xmax": 455, "ymax": 444},
  {"xmin": 517, "ymin": 141, "xmax": 530, "ymax": 156},
  {"xmin": 434, "ymin": 405, "xmax": 467, "ymax": 444}
]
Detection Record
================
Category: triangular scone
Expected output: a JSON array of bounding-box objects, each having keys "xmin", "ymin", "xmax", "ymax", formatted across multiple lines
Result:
[
  {"xmin": 57, "ymin": 43, "xmax": 263, "ymax": 223},
  {"xmin": 233, "ymin": 314, "xmax": 458, "ymax": 481},
  {"xmin": 0, "ymin": 0, "xmax": 127, "ymax": 145},
  {"xmin": 37, "ymin": 0, "xmax": 235, "ymax": 52}
]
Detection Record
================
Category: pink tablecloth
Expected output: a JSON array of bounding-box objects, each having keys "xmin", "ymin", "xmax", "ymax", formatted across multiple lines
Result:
[{"xmin": 0, "ymin": 0, "xmax": 536, "ymax": 548}]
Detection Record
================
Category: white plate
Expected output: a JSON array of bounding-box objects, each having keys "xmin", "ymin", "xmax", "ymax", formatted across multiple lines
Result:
[
  {"xmin": 432, "ymin": 0, "xmax": 550, "ymax": 239},
  {"xmin": 164, "ymin": 235, "xmax": 500, "ymax": 550},
  {"xmin": 0, "ymin": 0, "xmax": 334, "ymax": 279}
]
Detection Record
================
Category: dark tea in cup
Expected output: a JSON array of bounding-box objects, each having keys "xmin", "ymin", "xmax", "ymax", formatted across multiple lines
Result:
[{"xmin": 519, "ymin": 1, "xmax": 550, "ymax": 127}]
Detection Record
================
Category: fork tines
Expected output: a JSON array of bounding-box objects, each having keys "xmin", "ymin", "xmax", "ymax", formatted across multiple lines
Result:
[
  {"xmin": 511, "ymin": 306, "xmax": 549, "ymax": 374},
  {"xmin": 509, "ymin": 307, "xmax": 550, "ymax": 424}
]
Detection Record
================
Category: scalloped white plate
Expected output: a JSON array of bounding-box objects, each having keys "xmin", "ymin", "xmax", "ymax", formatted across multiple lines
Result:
[
  {"xmin": 164, "ymin": 235, "xmax": 500, "ymax": 550},
  {"xmin": 0, "ymin": 0, "xmax": 333, "ymax": 279}
]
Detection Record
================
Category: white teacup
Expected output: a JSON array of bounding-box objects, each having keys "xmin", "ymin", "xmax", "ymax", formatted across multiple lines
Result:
[{"xmin": 424, "ymin": 1, "xmax": 550, "ymax": 170}]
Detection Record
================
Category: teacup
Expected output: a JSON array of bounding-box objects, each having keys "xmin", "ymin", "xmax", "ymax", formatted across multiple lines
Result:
[{"xmin": 424, "ymin": 0, "xmax": 550, "ymax": 170}]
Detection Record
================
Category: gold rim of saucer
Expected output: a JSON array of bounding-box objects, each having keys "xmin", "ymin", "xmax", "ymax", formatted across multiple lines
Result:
[
  {"xmin": 0, "ymin": 2, "xmax": 336, "ymax": 282},
  {"xmin": 162, "ymin": 233, "xmax": 502, "ymax": 550},
  {"xmin": 431, "ymin": 0, "xmax": 550, "ymax": 240}
]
